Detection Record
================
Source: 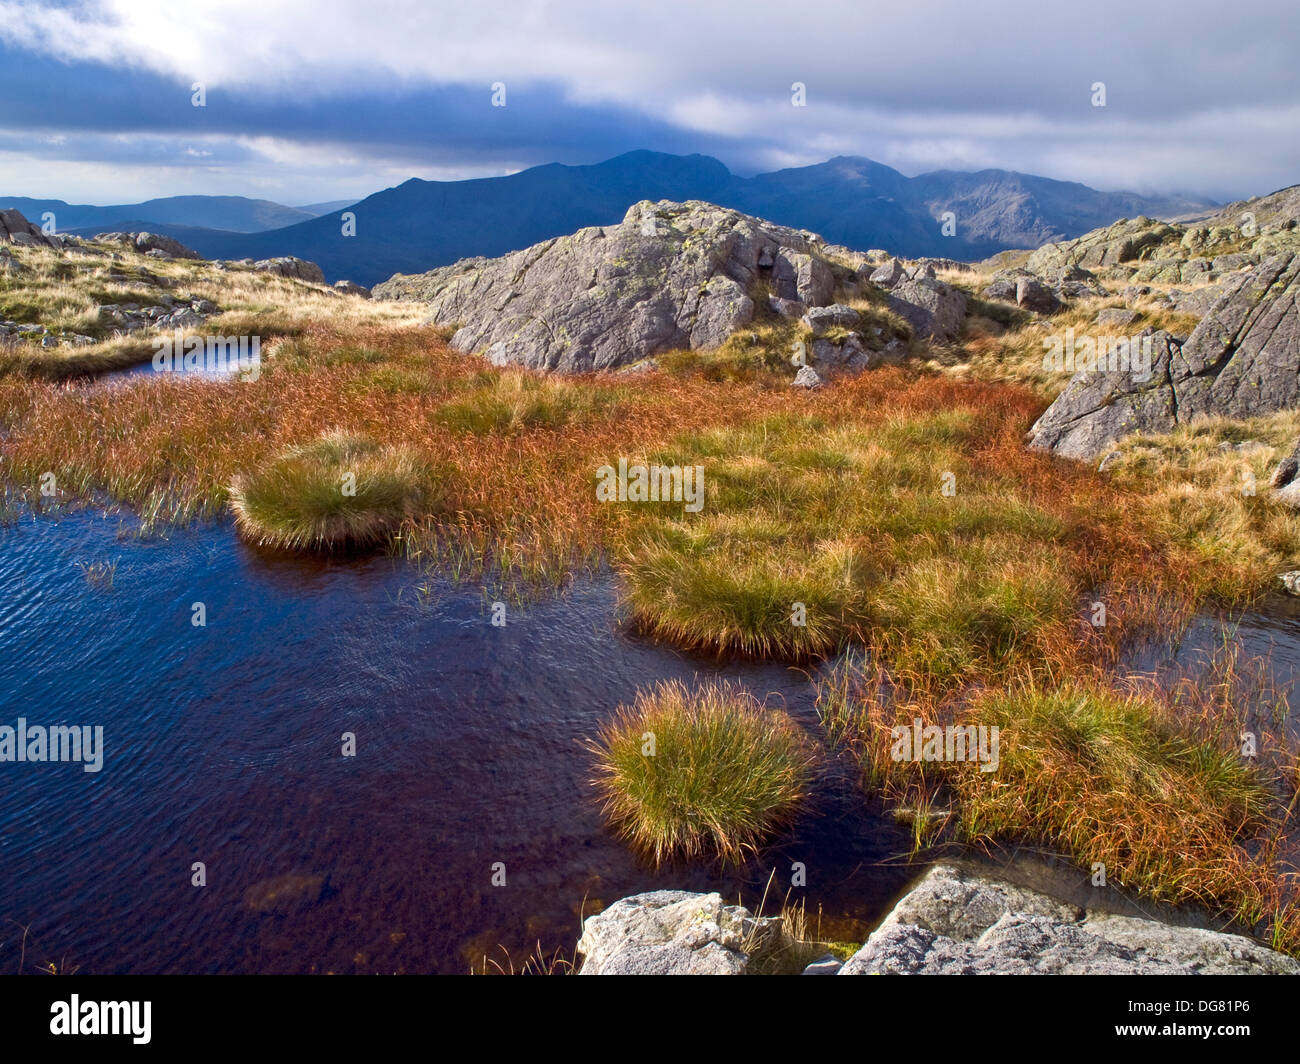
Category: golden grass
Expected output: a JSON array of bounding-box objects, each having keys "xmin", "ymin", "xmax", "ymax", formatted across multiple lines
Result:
[
  {"xmin": 6, "ymin": 235, "xmax": 1300, "ymax": 948},
  {"xmin": 0, "ymin": 242, "xmax": 422, "ymax": 378},
  {"xmin": 817, "ymin": 647, "xmax": 1300, "ymax": 953},
  {"xmin": 229, "ymin": 430, "xmax": 440, "ymax": 550}
]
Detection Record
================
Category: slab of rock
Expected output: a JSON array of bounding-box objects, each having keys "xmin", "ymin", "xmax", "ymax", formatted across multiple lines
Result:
[
  {"xmin": 1095, "ymin": 307, "xmax": 1140, "ymax": 328},
  {"xmin": 803, "ymin": 303, "xmax": 861, "ymax": 337},
  {"xmin": 576, "ymin": 890, "xmax": 788, "ymax": 975},
  {"xmin": 888, "ymin": 277, "xmax": 968, "ymax": 342},
  {"xmin": 374, "ymin": 200, "xmax": 841, "ymax": 372},
  {"xmin": 254, "ymin": 256, "xmax": 326, "ymax": 283},
  {"xmin": 1028, "ymin": 253, "xmax": 1300, "ymax": 459},
  {"xmin": 839, "ymin": 864, "xmax": 1300, "ymax": 975}
]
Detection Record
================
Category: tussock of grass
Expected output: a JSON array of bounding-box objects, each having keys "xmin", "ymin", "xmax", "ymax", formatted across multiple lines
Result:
[
  {"xmin": 230, "ymin": 431, "xmax": 439, "ymax": 550},
  {"xmin": 588, "ymin": 680, "xmax": 817, "ymax": 866}
]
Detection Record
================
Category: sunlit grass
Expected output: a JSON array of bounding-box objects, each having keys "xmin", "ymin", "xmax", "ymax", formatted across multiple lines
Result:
[
  {"xmin": 817, "ymin": 651, "xmax": 1300, "ymax": 953},
  {"xmin": 587, "ymin": 679, "xmax": 817, "ymax": 866},
  {"xmin": 230, "ymin": 430, "xmax": 440, "ymax": 550}
]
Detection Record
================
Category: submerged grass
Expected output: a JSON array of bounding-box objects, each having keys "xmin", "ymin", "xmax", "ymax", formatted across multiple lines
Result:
[{"xmin": 587, "ymin": 680, "xmax": 817, "ymax": 867}]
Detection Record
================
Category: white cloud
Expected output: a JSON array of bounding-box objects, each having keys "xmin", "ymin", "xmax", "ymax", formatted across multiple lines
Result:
[{"xmin": 0, "ymin": 0, "xmax": 1296, "ymax": 200}]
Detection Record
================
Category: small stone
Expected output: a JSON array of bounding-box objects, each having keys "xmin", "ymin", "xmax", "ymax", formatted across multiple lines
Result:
[
  {"xmin": 801, "ymin": 954, "xmax": 843, "ymax": 975},
  {"xmin": 792, "ymin": 365, "xmax": 825, "ymax": 389}
]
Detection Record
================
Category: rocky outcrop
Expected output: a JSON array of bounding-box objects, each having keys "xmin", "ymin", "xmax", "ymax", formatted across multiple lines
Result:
[
  {"xmin": 0, "ymin": 208, "xmax": 57, "ymax": 248},
  {"xmin": 333, "ymin": 279, "xmax": 371, "ymax": 298},
  {"xmin": 254, "ymin": 256, "xmax": 326, "ymax": 284},
  {"xmin": 94, "ymin": 231, "xmax": 203, "ymax": 260},
  {"xmin": 839, "ymin": 864, "xmax": 1299, "ymax": 975},
  {"xmin": 96, "ymin": 298, "xmax": 217, "ymax": 334},
  {"xmin": 373, "ymin": 200, "xmax": 850, "ymax": 372},
  {"xmin": 1028, "ymin": 253, "xmax": 1300, "ymax": 459},
  {"xmin": 1027, "ymin": 217, "xmax": 1182, "ymax": 275},
  {"xmin": 576, "ymin": 890, "xmax": 792, "ymax": 975},
  {"xmin": 579, "ymin": 865, "xmax": 1300, "ymax": 975},
  {"xmin": 982, "ymin": 264, "xmax": 1107, "ymax": 310}
]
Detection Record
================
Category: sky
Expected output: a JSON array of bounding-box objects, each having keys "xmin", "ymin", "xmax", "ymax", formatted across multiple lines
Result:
[{"xmin": 0, "ymin": 0, "xmax": 1296, "ymax": 206}]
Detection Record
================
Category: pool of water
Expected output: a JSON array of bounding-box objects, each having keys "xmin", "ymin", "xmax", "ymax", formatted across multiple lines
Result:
[{"xmin": 0, "ymin": 509, "xmax": 916, "ymax": 974}]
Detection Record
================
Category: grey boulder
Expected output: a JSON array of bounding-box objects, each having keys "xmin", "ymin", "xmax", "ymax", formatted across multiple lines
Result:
[
  {"xmin": 333, "ymin": 279, "xmax": 372, "ymax": 298},
  {"xmin": 888, "ymin": 278, "xmax": 968, "ymax": 342},
  {"xmin": 1016, "ymin": 277, "xmax": 1062, "ymax": 314},
  {"xmin": 869, "ymin": 258, "xmax": 906, "ymax": 289},
  {"xmin": 0, "ymin": 208, "xmax": 56, "ymax": 248},
  {"xmin": 576, "ymin": 890, "xmax": 788, "ymax": 975},
  {"xmin": 254, "ymin": 256, "xmax": 326, "ymax": 284},
  {"xmin": 839, "ymin": 864, "xmax": 1300, "ymax": 975},
  {"xmin": 803, "ymin": 303, "xmax": 861, "ymax": 337}
]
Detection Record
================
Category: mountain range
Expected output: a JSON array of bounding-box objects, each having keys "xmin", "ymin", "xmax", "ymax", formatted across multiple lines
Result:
[{"xmin": 2, "ymin": 152, "xmax": 1216, "ymax": 286}]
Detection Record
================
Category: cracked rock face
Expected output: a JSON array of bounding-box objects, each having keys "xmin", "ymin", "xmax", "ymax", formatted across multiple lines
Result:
[
  {"xmin": 1028, "ymin": 253, "xmax": 1300, "ymax": 459},
  {"xmin": 838, "ymin": 864, "xmax": 1300, "ymax": 975},
  {"xmin": 372, "ymin": 200, "xmax": 841, "ymax": 372}
]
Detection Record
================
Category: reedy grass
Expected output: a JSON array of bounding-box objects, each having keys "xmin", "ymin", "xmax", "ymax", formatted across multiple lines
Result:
[
  {"xmin": 817, "ymin": 649, "xmax": 1300, "ymax": 953},
  {"xmin": 587, "ymin": 679, "xmax": 818, "ymax": 867}
]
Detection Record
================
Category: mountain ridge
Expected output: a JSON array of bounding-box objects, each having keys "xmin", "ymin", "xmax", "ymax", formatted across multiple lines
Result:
[{"xmin": 3, "ymin": 151, "xmax": 1219, "ymax": 286}]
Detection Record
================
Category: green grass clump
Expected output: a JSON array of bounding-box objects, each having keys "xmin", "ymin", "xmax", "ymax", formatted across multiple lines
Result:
[
  {"xmin": 611, "ymin": 408, "xmax": 1085, "ymax": 682},
  {"xmin": 588, "ymin": 680, "xmax": 817, "ymax": 866},
  {"xmin": 229, "ymin": 430, "xmax": 439, "ymax": 550}
]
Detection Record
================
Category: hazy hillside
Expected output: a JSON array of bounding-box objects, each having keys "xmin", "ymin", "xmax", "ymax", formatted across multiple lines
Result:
[{"xmin": 0, "ymin": 195, "xmax": 314, "ymax": 233}]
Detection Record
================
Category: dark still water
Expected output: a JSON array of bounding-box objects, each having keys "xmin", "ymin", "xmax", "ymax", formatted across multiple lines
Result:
[{"xmin": 0, "ymin": 510, "xmax": 916, "ymax": 974}]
